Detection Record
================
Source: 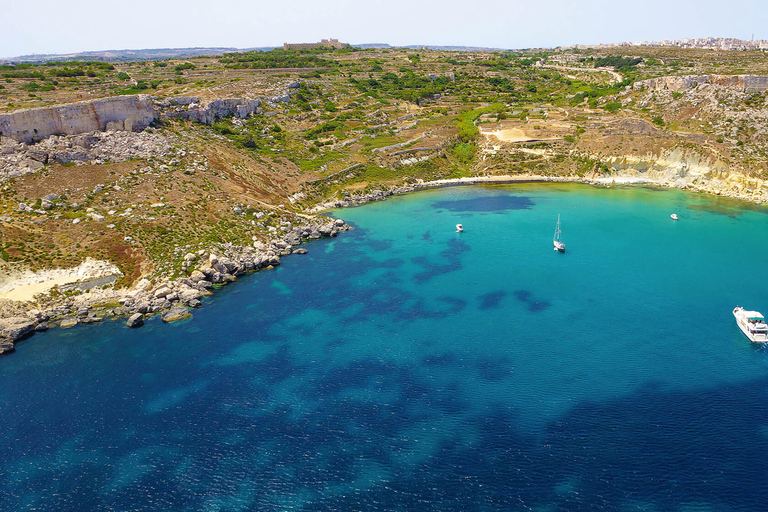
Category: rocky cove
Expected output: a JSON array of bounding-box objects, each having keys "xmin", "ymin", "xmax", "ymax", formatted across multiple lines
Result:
[
  {"xmin": 5, "ymin": 146, "xmax": 767, "ymax": 355},
  {"xmin": 0, "ymin": 217, "xmax": 349, "ymax": 354},
  {"xmin": 2, "ymin": 70, "xmax": 768, "ymax": 356}
]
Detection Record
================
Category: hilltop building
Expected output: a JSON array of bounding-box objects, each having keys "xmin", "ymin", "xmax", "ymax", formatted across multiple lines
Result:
[{"xmin": 283, "ymin": 39, "xmax": 350, "ymax": 51}]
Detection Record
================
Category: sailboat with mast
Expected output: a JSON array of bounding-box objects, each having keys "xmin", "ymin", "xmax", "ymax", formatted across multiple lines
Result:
[{"xmin": 553, "ymin": 214, "xmax": 565, "ymax": 252}]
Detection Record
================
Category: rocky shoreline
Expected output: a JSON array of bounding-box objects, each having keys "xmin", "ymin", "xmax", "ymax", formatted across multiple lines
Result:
[
  {"xmin": 2, "ymin": 167, "xmax": 766, "ymax": 356},
  {"xmin": 0, "ymin": 217, "xmax": 349, "ymax": 354},
  {"xmin": 309, "ymin": 169, "xmax": 767, "ymax": 214}
]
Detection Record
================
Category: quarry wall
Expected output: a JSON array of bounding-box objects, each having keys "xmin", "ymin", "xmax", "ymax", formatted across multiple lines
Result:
[
  {"xmin": 0, "ymin": 95, "xmax": 158, "ymax": 144},
  {"xmin": 634, "ymin": 74, "xmax": 768, "ymax": 94}
]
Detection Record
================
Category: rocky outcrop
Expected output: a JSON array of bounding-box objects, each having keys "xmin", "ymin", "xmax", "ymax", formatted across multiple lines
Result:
[
  {"xmin": 0, "ymin": 95, "xmax": 158, "ymax": 144},
  {"xmin": 0, "ymin": 129, "xmax": 173, "ymax": 181},
  {"xmin": 126, "ymin": 313, "xmax": 144, "ymax": 328},
  {"xmin": 634, "ymin": 74, "xmax": 768, "ymax": 94},
  {"xmin": 0, "ymin": 316, "xmax": 35, "ymax": 351},
  {"xmin": 161, "ymin": 306, "xmax": 191, "ymax": 323},
  {"xmin": 0, "ymin": 217, "xmax": 351, "ymax": 353},
  {"xmin": 161, "ymin": 97, "xmax": 261, "ymax": 125},
  {"xmin": 0, "ymin": 315, "xmax": 44, "ymax": 353},
  {"xmin": 590, "ymin": 147, "xmax": 768, "ymax": 202}
]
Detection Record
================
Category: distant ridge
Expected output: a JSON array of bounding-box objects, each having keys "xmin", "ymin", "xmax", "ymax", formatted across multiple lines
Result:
[
  {"xmin": 1, "ymin": 43, "xmax": 521, "ymax": 63},
  {"xmin": 401, "ymin": 45, "xmax": 508, "ymax": 52},
  {"xmin": 0, "ymin": 47, "xmax": 278, "ymax": 64},
  {"xmin": 355, "ymin": 43, "xmax": 509, "ymax": 52}
]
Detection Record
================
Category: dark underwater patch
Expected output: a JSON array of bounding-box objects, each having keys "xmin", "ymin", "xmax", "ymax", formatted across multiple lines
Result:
[
  {"xmin": 396, "ymin": 296, "xmax": 467, "ymax": 321},
  {"xmin": 514, "ymin": 290, "xmax": 551, "ymax": 312},
  {"xmin": 412, "ymin": 238, "xmax": 471, "ymax": 284},
  {"xmin": 479, "ymin": 290, "xmax": 506, "ymax": 310},
  {"xmin": 433, "ymin": 195, "xmax": 535, "ymax": 212},
  {"xmin": 422, "ymin": 353, "xmax": 457, "ymax": 366},
  {"xmin": 477, "ymin": 357, "xmax": 513, "ymax": 381}
]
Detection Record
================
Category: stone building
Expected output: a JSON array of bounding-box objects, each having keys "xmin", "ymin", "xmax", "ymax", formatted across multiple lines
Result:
[{"xmin": 283, "ymin": 38, "xmax": 350, "ymax": 51}]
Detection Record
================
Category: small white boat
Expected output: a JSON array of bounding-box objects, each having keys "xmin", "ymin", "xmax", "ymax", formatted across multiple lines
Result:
[
  {"xmin": 456, "ymin": 224, "xmax": 463, "ymax": 232},
  {"xmin": 671, "ymin": 214, "xmax": 678, "ymax": 220},
  {"xmin": 733, "ymin": 307, "xmax": 768, "ymax": 343},
  {"xmin": 553, "ymin": 214, "xmax": 565, "ymax": 252}
]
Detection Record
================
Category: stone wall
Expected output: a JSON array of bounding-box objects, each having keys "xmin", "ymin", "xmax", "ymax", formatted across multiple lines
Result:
[
  {"xmin": 634, "ymin": 74, "xmax": 768, "ymax": 93},
  {"xmin": 0, "ymin": 95, "xmax": 158, "ymax": 144}
]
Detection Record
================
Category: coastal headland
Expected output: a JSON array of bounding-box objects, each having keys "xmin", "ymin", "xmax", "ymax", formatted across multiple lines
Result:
[{"xmin": 1, "ymin": 44, "xmax": 768, "ymax": 353}]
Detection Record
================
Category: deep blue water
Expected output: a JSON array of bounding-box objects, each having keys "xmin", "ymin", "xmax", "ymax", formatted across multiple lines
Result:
[{"xmin": 2, "ymin": 183, "xmax": 768, "ymax": 511}]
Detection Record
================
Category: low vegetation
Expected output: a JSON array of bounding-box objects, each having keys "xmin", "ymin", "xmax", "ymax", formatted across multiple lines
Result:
[{"xmin": 2, "ymin": 44, "xmax": 768, "ymax": 289}]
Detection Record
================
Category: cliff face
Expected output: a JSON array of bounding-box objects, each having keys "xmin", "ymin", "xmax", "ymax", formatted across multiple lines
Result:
[
  {"xmin": 0, "ymin": 95, "xmax": 158, "ymax": 143},
  {"xmin": 160, "ymin": 97, "xmax": 262, "ymax": 125},
  {"xmin": 601, "ymin": 148, "xmax": 768, "ymax": 202},
  {"xmin": 634, "ymin": 74, "xmax": 768, "ymax": 93}
]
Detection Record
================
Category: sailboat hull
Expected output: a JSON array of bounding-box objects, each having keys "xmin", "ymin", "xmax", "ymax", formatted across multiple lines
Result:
[{"xmin": 553, "ymin": 215, "xmax": 565, "ymax": 252}]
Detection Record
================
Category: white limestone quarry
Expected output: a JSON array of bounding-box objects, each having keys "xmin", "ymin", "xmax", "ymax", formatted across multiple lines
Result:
[{"xmin": 0, "ymin": 95, "xmax": 158, "ymax": 144}]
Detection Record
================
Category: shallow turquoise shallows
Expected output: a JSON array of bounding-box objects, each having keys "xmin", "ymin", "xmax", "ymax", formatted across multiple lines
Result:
[{"xmin": 2, "ymin": 183, "xmax": 768, "ymax": 512}]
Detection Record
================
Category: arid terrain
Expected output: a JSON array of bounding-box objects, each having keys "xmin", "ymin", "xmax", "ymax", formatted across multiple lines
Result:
[{"xmin": 1, "ymin": 44, "xmax": 767, "ymax": 336}]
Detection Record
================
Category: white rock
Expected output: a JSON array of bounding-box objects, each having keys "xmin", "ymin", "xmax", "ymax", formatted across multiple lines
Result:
[{"xmin": 153, "ymin": 286, "xmax": 172, "ymax": 298}]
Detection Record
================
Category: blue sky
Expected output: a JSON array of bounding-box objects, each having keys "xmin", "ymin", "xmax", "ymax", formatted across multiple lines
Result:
[{"xmin": 2, "ymin": 0, "xmax": 767, "ymax": 58}]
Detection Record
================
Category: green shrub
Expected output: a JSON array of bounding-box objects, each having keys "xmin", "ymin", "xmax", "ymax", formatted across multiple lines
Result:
[
  {"xmin": 212, "ymin": 122, "xmax": 234, "ymax": 135},
  {"xmin": 451, "ymin": 142, "xmax": 477, "ymax": 164}
]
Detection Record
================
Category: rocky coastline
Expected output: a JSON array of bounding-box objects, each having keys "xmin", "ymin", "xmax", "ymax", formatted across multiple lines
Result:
[
  {"xmin": 309, "ymin": 167, "xmax": 767, "ymax": 214},
  {"xmin": 0, "ymin": 217, "xmax": 349, "ymax": 355},
  {"xmin": 2, "ymin": 150, "xmax": 766, "ymax": 356}
]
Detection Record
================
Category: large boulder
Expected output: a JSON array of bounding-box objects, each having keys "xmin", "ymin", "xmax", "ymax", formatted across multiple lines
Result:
[
  {"xmin": 179, "ymin": 288, "xmax": 202, "ymax": 303},
  {"xmin": 189, "ymin": 270, "xmax": 207, "ymax": 282},
  {"xmin": 162, "ymin": 307, "xmax": 192, "ymax": 323},
  {"xmin": 126, "ymin": 313, "xmax": 144, "ymax": 328},
  {"xmin": 0, "ymin": 317, "xmax": 36, "ymax": 342},
  {"xmin": 153, "ymin": 286, "xmax": 173, "ymax": 299},
  {"xmin": 60, "ymin": 318, "xmax": 79, "ymax": 328}
]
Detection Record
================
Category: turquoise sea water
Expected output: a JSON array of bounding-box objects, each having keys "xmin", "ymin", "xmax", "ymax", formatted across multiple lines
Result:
[{"xmin": 2, "ymin": 183, "xmax": 768, "ymax": 511}]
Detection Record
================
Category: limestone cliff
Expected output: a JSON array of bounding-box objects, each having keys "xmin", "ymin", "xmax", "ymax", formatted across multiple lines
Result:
[
  {"xmin": 634, "ymin": 74, "xmax": 768, "ymax": 94},
  {"xmin": 0, "ymin": 95, "xmax": 158, "ymax": 144},
  {"xmin": 160, "ymin": 97, "xmax": 262, "ymax": 124},
  {"xmin": 597, "ymin": 148, "xmax": 768, "ymax": 202}
]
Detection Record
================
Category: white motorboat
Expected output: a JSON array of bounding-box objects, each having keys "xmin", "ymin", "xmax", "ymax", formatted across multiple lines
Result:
[
  {"xmin": 553, "ymin": 215, "xmax": 565, "ymax": 252},
  {"xmin": 733, "ymin": 307, "xmax": 768, "ymax": 342},
  {"xmin": 671, "ymin": 214, "xmax": 678, "ymax": 220},
  {"xmin": 456, "ymin": 224, "xmax": 463, "ymax": 232}
]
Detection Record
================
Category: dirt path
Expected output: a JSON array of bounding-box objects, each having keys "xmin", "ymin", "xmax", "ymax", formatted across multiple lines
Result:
[{"xmin": 542, "ymin": 64, "xmax": 623, "ymax": 84}]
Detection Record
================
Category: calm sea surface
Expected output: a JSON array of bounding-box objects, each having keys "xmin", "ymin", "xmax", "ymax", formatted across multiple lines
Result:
[{"xmin": 2, "ymin": 183, "xmax": 768, "ymax": 511}]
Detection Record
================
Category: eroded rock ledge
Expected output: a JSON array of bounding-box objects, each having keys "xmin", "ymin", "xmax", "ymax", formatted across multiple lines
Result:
[{"xmin": 634, "ymin": 74, "xmax": 768, "ymax": 93}]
